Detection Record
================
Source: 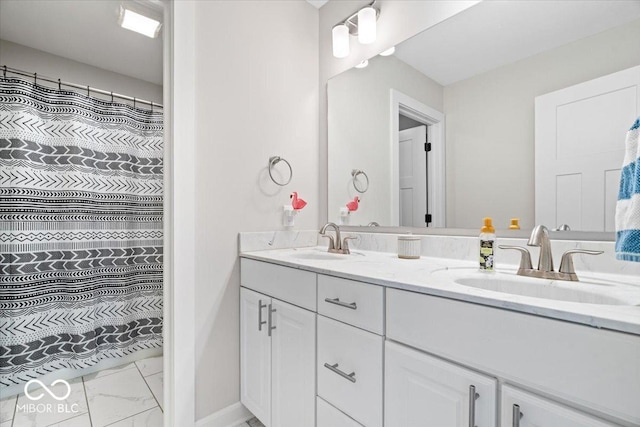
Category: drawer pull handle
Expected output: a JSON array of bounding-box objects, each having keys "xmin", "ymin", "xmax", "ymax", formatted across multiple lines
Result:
[
  {"xmin": 512, "ymin": 404, "xmax": 523, "ymax": 427},
  {"xmin": 324, "ymin": 297, "xmax": 357, "ymax": 310},
  {"xmin": 258, "ymin": 300, "xmax": 267, "ymax": 332},
  {"xmin": 268, "ymin": 304, "xmax": 276, "ymax": 337},
  {"xmin": 324, "ymin": 363, "xmax": 356, "ymax": 383},
  {"xmin": 468, "ymin": 385, "xmax": 479, "ymax": 427}
]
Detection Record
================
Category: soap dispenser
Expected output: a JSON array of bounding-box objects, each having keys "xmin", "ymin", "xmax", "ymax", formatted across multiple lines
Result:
[{"xmin": 479, "ymin": 217, "xmax": 496, "ymax": 271}]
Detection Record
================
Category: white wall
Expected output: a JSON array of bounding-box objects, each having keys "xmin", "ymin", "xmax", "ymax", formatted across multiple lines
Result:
[
  {"xmin": 0, "ymin": 39, "xmax": 163, "ymax": 104},
  {"xmin": 443, "ymin": 18, "xmax": 640, "ymax": 230},
  {"xmin": 319, "ymin": 0, "xmax": 479, "ymax": 223},
  {"xmin": 191, "ymin": 1, "xmax": 319, "ymax": 420},
  {"xmin": 328, "ymin": 55, "xmax": 442, "ymax": 225}
]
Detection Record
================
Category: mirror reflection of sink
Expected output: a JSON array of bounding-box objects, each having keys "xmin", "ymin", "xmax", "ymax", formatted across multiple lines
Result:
[{"xmin": 432, "ymin": 268, "xmax": 640, "ymax": 306}]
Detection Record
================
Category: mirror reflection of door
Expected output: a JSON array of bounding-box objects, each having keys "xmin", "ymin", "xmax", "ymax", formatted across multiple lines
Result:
[
  {"xmin": 535, "ymin": 65, "xmax": 640, "ymax": 232},
  {"xmin": 399, "ymin": 118, "xmax": 429, "ymax": 227}
]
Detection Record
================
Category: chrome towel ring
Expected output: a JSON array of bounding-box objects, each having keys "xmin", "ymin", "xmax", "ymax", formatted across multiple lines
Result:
[
  {"xmin": 268, "ymin": 156, "xmax": 293, "ymax": 186},
  {"xmin": 351, "ymin": 169, "xmax": 369, "ymax": 193}
]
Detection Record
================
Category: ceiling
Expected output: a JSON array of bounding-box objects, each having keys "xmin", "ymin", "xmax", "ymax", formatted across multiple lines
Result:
[
  {"xmin": 0, "ymin": 0, "xmax": 163, "ymax": 85},
  {"xmin": 395, "ymin": 0, "xmax": 640, "ymax": 86},
  {"xmin": 306, "ymin": 0, "xmax": 329, "ymax": 9}
]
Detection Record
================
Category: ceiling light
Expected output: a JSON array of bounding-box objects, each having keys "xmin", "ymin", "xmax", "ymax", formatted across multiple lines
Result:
[
  {"xmin": 332, "ymin": 24, "xmax": 350, "ymax": 59},
  {"xmin": 357, "ymin": 6, "xmax": 377, "ymax": 45},
  {"xmin": 379, "ymin": 46, "xmax": 395, "ymax": 57},
  {"xmin": 119, "ymin": 5, "xmax": 162, "ymax": 38},
  {"xmin": 355, "ymin": 60, "xmax": 369, "ymax": 69}
]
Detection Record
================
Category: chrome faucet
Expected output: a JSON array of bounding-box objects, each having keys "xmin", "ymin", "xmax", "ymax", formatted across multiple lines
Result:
[
  {"xmin": 499, "ymin": 224, "xmax": 603, "ymax": 282},
  {"xmin": 319, "ymin": 222, "xmax": 355, "ymax": 254}
]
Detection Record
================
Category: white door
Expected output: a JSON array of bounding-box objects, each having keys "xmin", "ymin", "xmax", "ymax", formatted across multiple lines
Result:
[
  {"xmin": 399, "ymin": 125, "xmax": 428, "ymax": 227},
  {"xmin": 535, "ymin": 65, "xmax": 640, "ymax": 231},
  {"xmin": 270, "ymin": 299, "xmax": 316, "ymax": 427},
  {"xmin": 240, "ymin": 288, "xmax": 272, "ymax": 426},
  {"xmin": 501, "ymin": 385, "xmax": 616, "ymax": 427},
  {"xmin": 385, "ymin": 341, "xmax": 497, "ymax": 427}
]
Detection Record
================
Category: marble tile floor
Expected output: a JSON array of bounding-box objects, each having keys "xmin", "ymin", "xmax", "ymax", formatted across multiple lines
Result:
[{"xmin": 1, "ymin": 356, "xmax": 163, "ymax": 427}]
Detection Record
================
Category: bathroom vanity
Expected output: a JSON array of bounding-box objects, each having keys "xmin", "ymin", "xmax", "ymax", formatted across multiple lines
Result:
[{"xmin": 238, "ymin": 235, "xmax": 640, "ymax": 427}]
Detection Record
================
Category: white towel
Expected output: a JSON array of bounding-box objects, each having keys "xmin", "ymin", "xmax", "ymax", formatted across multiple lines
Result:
[{"xmin": 615, "ymin": 116, "xmax": 640, "ymax": 262}]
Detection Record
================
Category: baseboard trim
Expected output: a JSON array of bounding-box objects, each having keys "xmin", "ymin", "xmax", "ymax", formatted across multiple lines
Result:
[{"xmin": 196, "ymin": 402, "xmax": 253, "ymax": 427}]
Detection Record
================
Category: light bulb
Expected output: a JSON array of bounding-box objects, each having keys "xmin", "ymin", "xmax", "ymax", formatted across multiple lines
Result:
[
  {"xmin": 332, "ymin": 24, "xmax": 350, "ymax": 58},
  {"xmin": 357, "ymin": 6, "xmax": 376, "ymax": 45},
  {"xmin": 355, "ymin": 60, "xmax": 369, "ymax": 69}
]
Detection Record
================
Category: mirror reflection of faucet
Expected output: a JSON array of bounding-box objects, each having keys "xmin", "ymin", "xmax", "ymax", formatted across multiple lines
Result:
[
  {"xmin": 499, "ymin": 225, "xmax": 603, "ymax": 282},
  {"xmin": 553, "ymin": 224, "xmax": 571, "ymax": 231}
]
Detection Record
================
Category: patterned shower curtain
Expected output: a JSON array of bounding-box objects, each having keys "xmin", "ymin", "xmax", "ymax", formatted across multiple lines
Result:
[{"xmin": 0, "ymin": 77, "xmax": 163, "ymax": 392}]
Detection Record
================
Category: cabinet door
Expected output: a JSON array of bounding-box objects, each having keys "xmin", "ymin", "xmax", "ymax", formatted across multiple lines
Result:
[
  {"xmin": 501, "ymin": 385, "xmax": 617, "ymax": 427},
  {"xmin": 271, "ymin": 299, "xmax": 316, "ymax": 427},
  {"xmin": 317, "ymin": 397, "xmax": 363, "ymax": 427},
  {"xmin": 240, "ymin": 288, "xmax": 271, "ymax": 426},
  {"xmin": 385, "ymin": 341, "xmax": 497, "ymax": 427}
]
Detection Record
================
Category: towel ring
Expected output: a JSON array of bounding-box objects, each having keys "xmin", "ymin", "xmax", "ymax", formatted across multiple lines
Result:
[
  {"xmin": 268, "ymin": 156, "xmax": 293, "ymax": 186},
  {"xmin": 351, "ymin": 169, "xmax": 369, "ymax": 193}
]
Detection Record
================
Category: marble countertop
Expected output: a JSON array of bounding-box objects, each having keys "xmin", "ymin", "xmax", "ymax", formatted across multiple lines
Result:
[{"xmin": 240, "ymin": 246, "xmax": 640, "ymax": 336}]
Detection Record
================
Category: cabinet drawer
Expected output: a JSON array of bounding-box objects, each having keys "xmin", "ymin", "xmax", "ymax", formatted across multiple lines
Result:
[
  {"xmin": 241, "ymin": 258, "xmax": 316, "ymax": 311},
  {"xmin": 317, "ymin": 316, "xmax": 383, "ymax": 427},
  {"xmin": 501, "ymin": 385, "xmax": 616, "ymax": 427},
  {"xmin": 317, "ymin": 397, "xmax": 363, "ymax": 427},
  {"xmin": 387, "ymin": 288, "xmax": 640, "ymax": 425},
  {"xmin": 318, "ymin": 275, "xmax": 384, "ymax": 334}
]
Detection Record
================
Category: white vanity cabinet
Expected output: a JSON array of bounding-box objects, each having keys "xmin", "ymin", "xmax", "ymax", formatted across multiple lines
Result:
[
  {"xmin": 501, "ymin": 385, "xmax": 617, "ymax": 427},
  {"xmin": 385, "ymin": 340, "xmax": 497, "ymax": 427},
  {"xmin": 240, "ymin": 259, "xmax": 317, "ymax": 427},
  {"xmin": 386, "ymin": 288, "xmax": 640, "ymax": 426},
  {"xmin": 239, "ymin": 255, "xmax": 639, "ymax": 427}
]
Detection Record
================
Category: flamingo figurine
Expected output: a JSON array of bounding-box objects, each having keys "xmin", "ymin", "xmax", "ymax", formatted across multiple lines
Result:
[
  {"xmin": 346, "ymin": 196, "xmax": 360, "ymax": 212},
  {"xmin": 290, "ymin": 192, "xmax": 307, "ymax": 210}
]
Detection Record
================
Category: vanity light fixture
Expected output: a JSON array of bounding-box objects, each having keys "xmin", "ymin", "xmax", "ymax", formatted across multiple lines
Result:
[
  {"xmin": 118, "ymin": 4, "xmax": 162, "ymax": 38},
  {"xmin": 355, "ymin": 60, "xmax": 369, "ymax": 69},
  {"xmin": 379, "ymin": 46, "xmax": 395, "ymax": 57},
  {"xmin": 331, "ymin": 1, "xmax": 380, "ymax": 58}
]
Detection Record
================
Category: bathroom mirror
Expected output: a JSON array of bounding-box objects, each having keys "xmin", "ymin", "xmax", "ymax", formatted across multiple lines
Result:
[{"xmin": 327, "ymin": 0, "xmax": 640, "ymax": 235}]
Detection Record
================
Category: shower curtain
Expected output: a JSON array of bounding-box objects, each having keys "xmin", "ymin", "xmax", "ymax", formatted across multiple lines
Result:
[{"xmin": 0, "ymin": 77, "xmax": 163, "ymax": 392}]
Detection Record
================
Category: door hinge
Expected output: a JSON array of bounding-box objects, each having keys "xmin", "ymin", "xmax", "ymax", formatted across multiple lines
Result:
[
  {"xmin": 424, "ymin": 142, "xmax": 432, "ymax": 152},
  {"xmin": 425, "ymin": 214, "xmax": 432, "ymax": 224}
]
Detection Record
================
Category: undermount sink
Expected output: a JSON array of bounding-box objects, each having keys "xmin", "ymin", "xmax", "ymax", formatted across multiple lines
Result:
[
  {"xmin": 432, "ymin": 268, "xmax": 640, "ymax": 306},
  {"xmin": 290, "ymin": 250, "xmax": 349, "ymax": 261}
]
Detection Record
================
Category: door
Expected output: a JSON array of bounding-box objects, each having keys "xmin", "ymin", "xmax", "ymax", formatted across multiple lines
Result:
[
  {"xmin": 385, "ymin": 341, "xmax": 497, "ymax": 427},
  {"xmin": 240, "ymin": 288, "xmax": 271, "ymax": 426},
  {"xmin": 501, "ymin": 385, "xmax": 617, "ymax": 427},
  {"xmin": 399, "ymin": 125, "xmax": 428, "ymax": 227},
  {"xmin": 535, "ymin": 65, "xmax": 640, "ymax": 231},
  {"xmin": 270, "ymin": 299, "xmax": 316, "ymax": 427}
]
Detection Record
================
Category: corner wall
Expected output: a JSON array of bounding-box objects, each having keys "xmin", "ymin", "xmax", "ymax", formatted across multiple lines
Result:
[{"xmin": 191, "ymin": 1, "xmax": 319, "ymax": 420}]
